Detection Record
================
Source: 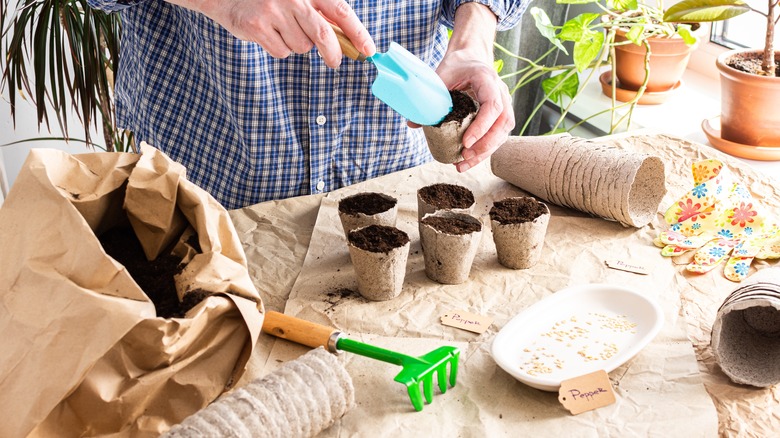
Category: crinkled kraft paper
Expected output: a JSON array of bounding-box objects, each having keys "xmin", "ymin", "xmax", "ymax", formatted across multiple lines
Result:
[{"xmin": 0, "ymin": 144, "xmax": 263, "ymax": 437}]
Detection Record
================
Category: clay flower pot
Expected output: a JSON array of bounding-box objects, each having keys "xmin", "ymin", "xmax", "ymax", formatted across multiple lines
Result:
[
  {"xmin": 419, "ymin": 211, "xmax": 483, "ymax": 284},
  {"xmin": 489, "ymin": 197, "xmax": 550, "ymax": 270},
  {"xmin": 716, "ymin": 49, "xmax": 780, "ymax": 147},
  {"xmin": 347, "ymin": 225, "xmax": 410, "ymax": 301},
  {"xmin": 417, "ymin": 183, "xmax": 476, "ymax": 220},
  {"xmin": 613, "ymin": 29, "xmax": 698, "ymax": 93},
  {"xmin": 338, "ymin": 192, "xmax": 398, "ymax": 238},
  {"xmin": 422, "ymin": 90, "xmax": 478, "ymax": 164}
]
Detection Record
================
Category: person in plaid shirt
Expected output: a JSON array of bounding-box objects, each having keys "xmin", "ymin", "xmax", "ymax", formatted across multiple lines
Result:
[{"xmin": 88, "ymin": 0, "xmax": 528, "ymax": 209}]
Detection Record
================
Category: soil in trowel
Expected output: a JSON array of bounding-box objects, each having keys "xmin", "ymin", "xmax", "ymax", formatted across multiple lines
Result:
[
  {"xmin": 99, "ymin": 227, "xmax": 207, "ymax": 318},
  {"xmin": 435, "ymin": 90, "xmax": 477, "ymax": 127},
  {"xmin": 348, "ymin": 224, "xmax": 409, "ymax": 253},
  {"xmin": 490, "ymin": 198, "xmax": 547, "ymax": 225}
]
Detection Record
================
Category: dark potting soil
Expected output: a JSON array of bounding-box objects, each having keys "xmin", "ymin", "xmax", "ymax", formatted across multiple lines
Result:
[
  {"xmin": 728, "ymin": 52, "xmax": 780, "ymax": 77},
  {"xmin": 339, "ymin": 192, "xmax": 397, "ymax": 216},
  {"xmin": 348, "ymin": 224, "xmax": 410, "ymax": 253},
  {"xmin": 99, "ymin": 227, "xmax": 208, "ymax": 318},
  {"xmin": 489, "ymin": 197, "xmax": 548, "ymax": 225},
  {"xmin": 435, "ymin": 90, "xmax": 477, "ymax": 127},
  {"xmin": 418, "ymin": 183, "xmax": 475, "ymax": 209},
  {"xmin": 421, "ymin": 216, "xmax": 481, "ymax": 235}
]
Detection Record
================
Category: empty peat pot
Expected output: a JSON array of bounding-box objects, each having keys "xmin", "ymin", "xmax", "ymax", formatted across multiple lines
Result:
[
  {"xmin": 338, "ymin": 192, "xmax": 398, "ymax": 238},
  {"xmin": 419, "ymin": 211, "xmax": 482, "ymax": 284},
  {"xmin": 422, "ymin": 90, "xmax": 478, "ymax": 164},
  {"xmin": 711, "ymin": 268, "xmax": 780, "ymax": 387},
  {"xmin": 489, "ymin": 197, "xmax": 550, "ymax": 270},
  {"xmin": 417, "ymin": 183, "xmax": 476, "ymax": 220},
  {"xmin": 347, "ymin": 224, "xmax": 411, "ymax": 301}
]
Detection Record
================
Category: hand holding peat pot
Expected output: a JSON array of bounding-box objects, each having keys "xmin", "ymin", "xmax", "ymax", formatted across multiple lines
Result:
[
  {"xmin": 422, "ymin": 90, "xmax": 479, "ymax": 164},
  {"xmin": 347, "ymin": 225, "xmax": 411, "ymax": 301},
  {"xmin": 338, "ymin": 192, "xmax": 398, "ymax": 238},
  {"xmin": 490, "ymin": 197, "xmax": 551, "ymax": 270},
  {"xmin": 419, "ymin": 211, "xmax": 483, "ymax": 284}
]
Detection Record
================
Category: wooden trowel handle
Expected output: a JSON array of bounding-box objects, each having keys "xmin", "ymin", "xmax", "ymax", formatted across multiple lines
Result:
[
  {"xmin": 262, "ymin": 311, "xmax": 339, "ymax": 350},
  {"xmin": 330, "ymin": 23, "xmax": 367, "ymax": 62}
]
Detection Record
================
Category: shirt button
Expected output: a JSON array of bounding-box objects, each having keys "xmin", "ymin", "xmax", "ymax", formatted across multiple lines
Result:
[
  {"xmin": 316, "ymin": 115, "xmax": 326, "ymax": 125},
  {"xmin": 316, "ymin": 180, "xmax": 325, "ymax": 191}
]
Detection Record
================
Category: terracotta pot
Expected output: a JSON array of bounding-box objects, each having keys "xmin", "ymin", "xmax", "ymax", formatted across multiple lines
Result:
[
  {"xmin": 717, "ymin": 49, "xmax": 780, "ymax": 147},
  {"xmin": 613, "ymin": 30, "xmax": 698, "ymax": 92}
]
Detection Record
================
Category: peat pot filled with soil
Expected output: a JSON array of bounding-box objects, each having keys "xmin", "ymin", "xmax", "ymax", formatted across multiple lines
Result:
[
  {"xmin": 417, "ymin": 183, "xmax": 476, "ymax": 220},
  {"xmin": 419, "ymin": 211, "xmax": 483, "ymax": 284},
  {"xmin": 489, "ymin": 197, "xmax": 551, "ymax": 270},
  {"xmin": 422, "ymin": 90, "xmax": 479, "ymax": 164},
  {"xmin": 338, "ymin": 192, "xmax": 398, "ymax": 238},
  {"xmin": 347, "ymin": 224, "xmax": 411, "ymax": 301}
]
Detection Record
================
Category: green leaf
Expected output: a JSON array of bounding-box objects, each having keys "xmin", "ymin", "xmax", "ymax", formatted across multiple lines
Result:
[
  {"xmin": 542, "ymin": 70, "xmax": 580, "ymax": 102},
  {"xmin": 531, "ymin": 7, "xmax": 568, "ymax": 54},
  {"xmin": 572, "ymin": 30, "xmax": 604, "ymax": 72},
  {"xmin": 608, "ymin": 0, "xmax": 639, "ymax": 11},
  {"xmin": 663, "ymin": 0, "xmax": 751, "ymax": 22},
  {"xmin": 675, "ymin": 24, "xmax": 698, "ymax": 45},
  {"xmin": 625, "ymin": 25, "xmax": 645, "ymax": 45},
  {"xmin": 558, "ymin": 13, "xmax": 601, "ymax": 42},
  {"xmin": 493, "ymin": 59, "xmax": 504, "ymax": 73}
]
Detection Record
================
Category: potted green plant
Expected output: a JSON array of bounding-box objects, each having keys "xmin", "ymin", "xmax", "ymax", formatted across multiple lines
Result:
[
  {"xmin": 497, "ymin": 0, "xmax": 701, "ymax": 135},
  {"xmin": 664, "ymin": 0, "xmax": 779, "ymax": 150},
  {"xmin": 1, "ymin": 0, "xmax": 132, "ymax": 152}
]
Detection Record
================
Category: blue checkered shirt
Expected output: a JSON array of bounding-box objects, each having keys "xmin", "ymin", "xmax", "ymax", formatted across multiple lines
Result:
[{"xmin": 88, "ymin": 0, "xmax": 527, "ymax": 209}]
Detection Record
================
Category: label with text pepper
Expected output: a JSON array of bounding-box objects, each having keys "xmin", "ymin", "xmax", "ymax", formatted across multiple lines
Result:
[
  {"xmin": 558, "ymin": 370, "xmax": 616, "ymax": 415},
  {"xmin": 440, "ymin": 310, "xmax": 493, "ymax": 334}
]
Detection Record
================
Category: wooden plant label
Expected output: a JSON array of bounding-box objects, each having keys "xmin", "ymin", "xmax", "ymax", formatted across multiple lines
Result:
[
  {"xmin": 605, "ymin": 259, "xmax": 649, "ymax": 275},
  {"xmin": 558, "ymin": 370, "xmax": 616, "ymax": 415},
  {"xmin": 440, "ymin": 310, "xmax": 493, "ymax": 334}
]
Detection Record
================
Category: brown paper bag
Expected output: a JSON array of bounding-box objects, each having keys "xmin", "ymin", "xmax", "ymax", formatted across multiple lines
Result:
[{"xmin": 0, "ymin": 143, "xmax": 264, "ymax": 437}]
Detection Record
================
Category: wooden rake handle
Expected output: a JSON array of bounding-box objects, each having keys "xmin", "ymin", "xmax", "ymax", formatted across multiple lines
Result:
[
  {"xmin": 329, "ymin": 23, "xmax": 367, "ymax": 62},
  {"xmin": 262, "ymin": 311, "xmax": 341, "ymax": 352}
]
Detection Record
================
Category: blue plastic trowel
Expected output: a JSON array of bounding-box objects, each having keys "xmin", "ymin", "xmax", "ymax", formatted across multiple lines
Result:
[{"xmin": 332, "ymin": 25, "xmax": 453, "ymax": 126}]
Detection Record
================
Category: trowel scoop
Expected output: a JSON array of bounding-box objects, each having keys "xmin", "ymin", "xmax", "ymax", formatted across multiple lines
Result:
[{"xmin": 332, "ymin": 25, "xmax": 453, "ymax": 126}]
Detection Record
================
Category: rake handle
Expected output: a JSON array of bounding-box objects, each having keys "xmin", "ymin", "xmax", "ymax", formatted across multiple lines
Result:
[
  {"xmin": 329, "ymin": 23, "xmax": 367, "ymax": 62},
  {"xmin": 262, "ymin": 311, "xmax": 338, "ymax": 351}
]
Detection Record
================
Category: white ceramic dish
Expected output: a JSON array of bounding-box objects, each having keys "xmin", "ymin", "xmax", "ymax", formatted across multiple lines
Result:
[{"xmin": 491, "ymin": 283, "xmax": 664, "ymax": 392}]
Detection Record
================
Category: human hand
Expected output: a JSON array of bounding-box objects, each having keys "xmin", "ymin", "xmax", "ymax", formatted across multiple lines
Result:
[
  {"xmin": 407, "ymin": 2, "xmax": 511, "ymax": 172},
  {"xmin": 181, "ymin": 0, "xmax": 376, "ymax": 68}
]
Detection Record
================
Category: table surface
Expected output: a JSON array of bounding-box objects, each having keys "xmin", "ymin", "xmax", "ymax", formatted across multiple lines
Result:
[{"xmin": 229, "ymin": 133, "xmax": 780, "ymax": 437}]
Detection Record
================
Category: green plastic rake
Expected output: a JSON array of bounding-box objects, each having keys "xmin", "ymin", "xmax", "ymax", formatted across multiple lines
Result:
[{"xmin": 262, "ymin": 311, "xmax": 460, "ymax": 411}]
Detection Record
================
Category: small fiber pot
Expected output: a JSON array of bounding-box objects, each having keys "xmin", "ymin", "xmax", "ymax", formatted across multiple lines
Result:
[
  {"xmin": 417, "ymin": 183, "xmax": 476, "ymax": 221},
  {"xmin": 711, "ymin": 268, "xmax": 780, "ymax": 387},
  {"xmin": 338, "ymin": 192, "xmax": 398, "ymax": 238},
  {"xmin": 422, "ymin": 90, "xmax": 478, "ymax": 164},
  {"xmin": 347, "ymin": 225, "xmax": 411, "ymax": 301},
  {"xmin": 419, "ymin": 211, "xmax": 483, "ymax": 284},
  {"xmin": 489, "ymin": 197, "xmax": 550, "ymax": 270}
]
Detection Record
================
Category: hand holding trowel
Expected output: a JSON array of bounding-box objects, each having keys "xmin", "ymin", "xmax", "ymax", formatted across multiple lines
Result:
[{"xmin": 331, "ymin": 25, "xmax": 453, "ymax": 126}]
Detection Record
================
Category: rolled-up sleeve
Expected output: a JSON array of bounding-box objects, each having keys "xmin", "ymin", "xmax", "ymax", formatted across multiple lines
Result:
[
  {"xmin": 87, "ymin": 0, "xmax": 147, "ymax": 13},
  {"xmin": 441, "ymin": 0, "xmax": 530, "ymax": 31}
]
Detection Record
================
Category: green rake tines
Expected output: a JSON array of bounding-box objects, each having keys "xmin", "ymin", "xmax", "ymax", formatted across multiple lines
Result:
[{"xmin": 262, "ymin": 311, "xmax": 460, "ymax": 411}]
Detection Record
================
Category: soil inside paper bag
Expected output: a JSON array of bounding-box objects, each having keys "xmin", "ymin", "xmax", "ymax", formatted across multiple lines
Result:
[
  {"xmin": 99, "ymin": 227, "xmax": 207, "ymax": 318},
  {"xmin": 490, "ymin": 198, "xmax": 547, "ymax": 224}
]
